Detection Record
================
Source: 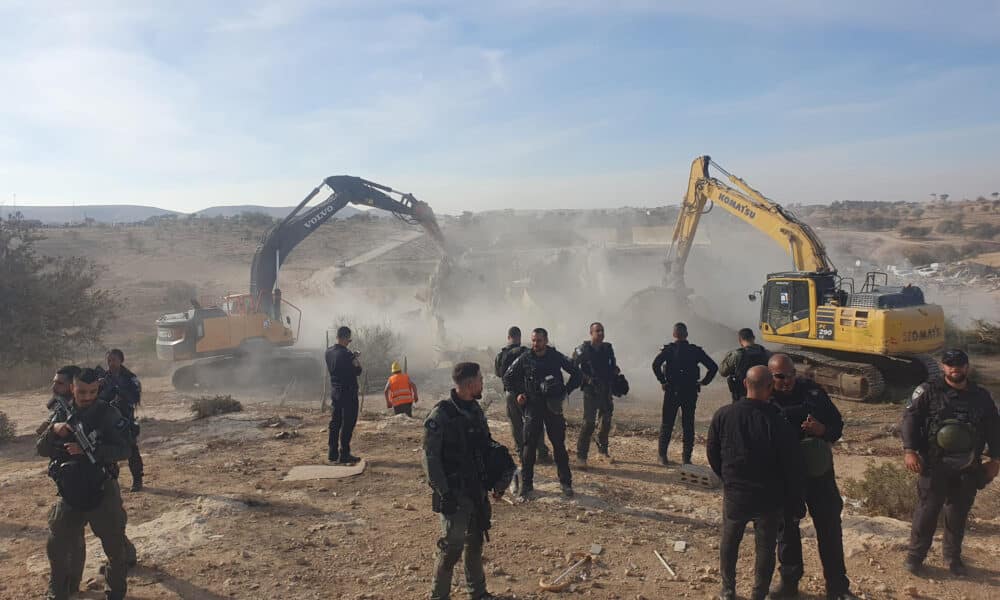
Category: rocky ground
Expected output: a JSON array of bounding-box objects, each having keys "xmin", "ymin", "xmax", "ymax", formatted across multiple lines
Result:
[{"xmin": 2, "ymin": 377, "xmax": 1000, "ymax": 600}]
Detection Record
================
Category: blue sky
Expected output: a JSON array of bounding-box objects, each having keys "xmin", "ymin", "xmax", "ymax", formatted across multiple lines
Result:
[{"xmin": 1, "ymin": 1, "xmax": 998, "ymax": 214}]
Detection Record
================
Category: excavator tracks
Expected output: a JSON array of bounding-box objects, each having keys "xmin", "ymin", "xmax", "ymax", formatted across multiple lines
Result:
[
  {"xmin": 782, "ymin": 348, "xmax": 939, "ymax": 403},
  {"xmin": 785, "ymin": 349, "xmax": 886, "ymax": 403}
]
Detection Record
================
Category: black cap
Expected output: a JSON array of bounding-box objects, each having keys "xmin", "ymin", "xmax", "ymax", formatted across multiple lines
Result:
[{"xmin": 941, "ymin": 348, "xmax": 969, "ymax": 366}]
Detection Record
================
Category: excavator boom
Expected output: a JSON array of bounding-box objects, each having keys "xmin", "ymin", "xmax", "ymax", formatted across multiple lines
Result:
[{"xmin": 666, "ymin": 156, "xmax": 834, "ymax": 288}]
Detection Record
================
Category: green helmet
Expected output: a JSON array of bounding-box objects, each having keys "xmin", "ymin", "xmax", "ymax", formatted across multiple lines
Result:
[
  {"xmin": 935, "ymin": 420, "xmax": 975, "ymax": 453},
  {"xmin": 799, "ymin": 437, "xmax": 834, "ymax": 478}
]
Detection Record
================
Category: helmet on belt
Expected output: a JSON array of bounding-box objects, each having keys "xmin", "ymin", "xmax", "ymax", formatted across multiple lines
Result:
[
  {"xmin": 935, "ymin": 420, "xmax": 975, "ymax": 453},
  {"xmin": 391, "ymin": 361, "xmax": 402, "ymax": 374}
]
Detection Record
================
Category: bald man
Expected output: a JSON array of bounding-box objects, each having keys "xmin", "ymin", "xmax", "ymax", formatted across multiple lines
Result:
[
  {"xmin": 768, "ymin": 354, "xmax": 856, "ymax": 600},
  {"xmin": 707, "ymin": 366, "xmax": 804, "ymax": 600}
]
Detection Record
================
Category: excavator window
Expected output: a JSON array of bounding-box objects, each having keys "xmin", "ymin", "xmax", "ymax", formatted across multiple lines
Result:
[{"xmin": 763, "ymin": 279, "xmax": 811, "ymax": 331}]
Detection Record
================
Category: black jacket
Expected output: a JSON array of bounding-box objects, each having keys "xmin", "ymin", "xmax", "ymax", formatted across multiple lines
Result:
[
  {"xmin": 494, "ymin": 343, "xmax": 528, "ymax": 391},
  {"xmin": 652, "ymin": 340, "xmax": 718, "ymax": 390},
  {"xmin": 325, "ymin": 344, "xmax": 362, "ymax": 393},
  {"xmin": 502, "ymin": 347, "xmax": 582, "ymax": 400},
  {"xmin": 707, "ymin": 399, "xmax": 803, "ymax": 519},
  {"xmin": 97, "ymin": 366, "xmax": 141, "ymax": 422},
  {"xmin": 772, "ymin": 377, "xmax": 844, "ymax": 443},
  {"xmin": 573, "ymin": 341, "xmax": 618, "ymax": 388},
  {"xmin": 901, "ymin": 378, "xmax": 1000, "ymax": 460}
]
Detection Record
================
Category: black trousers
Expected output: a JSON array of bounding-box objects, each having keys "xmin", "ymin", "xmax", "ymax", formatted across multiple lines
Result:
[
  {"xmin": 505, "ymin": 392, "xmax": 549, "ymax": 461},
  {"xmin": 659, "ymin": 388, "xmax": 698, "ymax": 460},
  {"xmin": 328, "ymin": 388, "xmax": 360, "ymax": 457},
  {"xmin": 392, "ymin": 403, "xmax": 413, "ymax": 417},
  {"xmin": 127, "ymin": 440, "xmax": 143, "ymax": 482},
  {"xmin": 778, "ymin": 470, "xmax": 849, "ymax": 595},
  {"xmin": 522, "ymin": 400, "xmax": 571, "ymax": 488},
  {"xmin": 908, "ymin": 466, "xmax": 979, "ymax": 564},
  {"xmin": 720, "ymin": 500, "xmax": 780, "ymax": 599},
  {"xmin": 577, "ymin": 385, "xmax": 613, "ymax": 459}
]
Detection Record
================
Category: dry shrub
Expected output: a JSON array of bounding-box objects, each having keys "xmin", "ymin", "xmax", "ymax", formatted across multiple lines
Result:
[
  {"xmin": 331, "ymin": 317, "xmax": 401, "ymax": 393},
  {"xmin": 841, "ymin": 461, "xmax": 917, "ymax": 520},
  {"xmin": 0, "ymin": 411, "xmax": 15, "ymax": 444},
  {"xmin": 191, "ymin": 394, "xmax": 243, "ymax": 419}
]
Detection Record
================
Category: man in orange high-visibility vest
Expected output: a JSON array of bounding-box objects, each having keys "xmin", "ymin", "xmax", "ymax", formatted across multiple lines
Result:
[{"xmin": 385, "ymin": 361, "xmax": 419, "ymax": 416}]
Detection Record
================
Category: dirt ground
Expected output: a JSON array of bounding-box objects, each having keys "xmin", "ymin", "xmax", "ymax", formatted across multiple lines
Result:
[
  {"xmin": 4, "ymin": 204, "xmax": 1000, "ymax": 598},
  {"xmin": 3, "ymin": 377, "xmax": 1000, "ymax": 600}
]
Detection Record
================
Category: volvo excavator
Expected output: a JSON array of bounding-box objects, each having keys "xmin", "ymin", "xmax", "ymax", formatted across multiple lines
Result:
[
  {"xmin": 155, "ymin": 176, "xmax": 447, "ymax": 390},
  {"xmin": 663, "ymin": 156, "xmax": 945, "ymax": 402}
]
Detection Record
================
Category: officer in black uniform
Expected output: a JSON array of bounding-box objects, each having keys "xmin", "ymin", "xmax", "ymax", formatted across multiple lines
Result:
[
  {"xmin": 423, "ymin": 362, "xmax": 511, "ymax": 600},
  {"xmin": 768, "ymin": 353, "xmax": 857, "ymax": 600},
  {"xmin": 494, "ymin": 326, "xmax": 550, "ymax": 464},
  {"xmin": 708, "ymin": 366, "xmax": 804, "ymax": 600},
  {"xmin": 719, "ymin": 328, "xmax": 770, "ymax": 403},
  {"xmin": 97, "ymin": 349, "xmax": 143, "ymax": 491},
  {"xmin": 37, "ymin": 368, "xmax": 133, "ymax": 600},
  {"xmin": 326, "ymin": 326, "xmax": 363, "ymax": 464},
  {"xmin": 902, "ymin": 348, "xmax": 1000, "ymax": 576},
  {"xmin": 503, "ymin": 327, "xmax": 582, "ymax": 499},
  {"xmin": 573, "ymin": 321, "xmax": 619, "ymax": 467},
  {"xmin": 652, "ymin": 322, "xmax": 718, "ymax": 465}
]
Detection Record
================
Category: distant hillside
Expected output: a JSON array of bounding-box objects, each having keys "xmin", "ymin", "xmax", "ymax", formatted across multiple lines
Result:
[
  {"xmin": 194, "ymin": 205, "xmax": 362, "ymax": 219},
  {"xmin": 3, "ymin": 205, "xmax": 178, "ymax": 224},
  {"xmin": 6, "ymin": 204, "xmax": 365, "ymax": 224}
]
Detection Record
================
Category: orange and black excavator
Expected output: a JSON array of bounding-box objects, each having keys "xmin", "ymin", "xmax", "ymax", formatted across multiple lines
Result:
[{"xmin": 155, "ymin": 176, "xmax": 447, "ymax": 390}]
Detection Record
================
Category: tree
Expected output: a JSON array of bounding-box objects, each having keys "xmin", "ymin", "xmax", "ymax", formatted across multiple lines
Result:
[{"xmin": 0, "ymin": 213, "xmax": 120, "ymax": 367}]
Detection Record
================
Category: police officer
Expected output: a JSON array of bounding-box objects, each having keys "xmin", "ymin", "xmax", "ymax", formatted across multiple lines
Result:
[
  {"xmin": 37, "ymin": 366, "xmax": 86, "ymax": 596},
  {"xmin": 652, "ymin": 322, "xmax": 718, "ymax": 465},
  {"xmin": 494, "ymin": 326, "xmax": 551, "ymax": 464},
  {"xmin": 423, "ymin": 362, "xmax": 510, "ymax": 600},
  {"xmin": 503, "ymin": 327, "xmax": 582, "ymax": 499},
  {"xmin": 326, "ymin": 326, "xmax": 363, "ymax": 464},
  {"xmin": 707, "ymin": 366, "xmax": 803, "ymax": 600},
  {"xmin": 902, "ymin": 348, "xmax": 1000, "ymax": 576},
  {"xmin": 98, "ymin": 349, "xmax": 143, "ymax": 491},
  {"xmin": 573, "ymin": 322, "xmax": 619, "ymax": 468},
  {"xmin": 768, "ymin": 354, "xmax": 857, "ymax": 600},
  {"xmin": 719, "ymin": 328, "xmax": 770, "ymax": 403},
  {"xmin": 37, "ymin": 368, "xmax": 132, "ymax": 600}
]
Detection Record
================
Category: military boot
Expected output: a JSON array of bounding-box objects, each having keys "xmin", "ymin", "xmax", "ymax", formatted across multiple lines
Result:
[
  {"xmin": 130, "ymin": 476, "xmax": 143, "ymax": 492},
  {"xmin": 769, "ymin": 577, "xmax": 799, "ymax": 598}
]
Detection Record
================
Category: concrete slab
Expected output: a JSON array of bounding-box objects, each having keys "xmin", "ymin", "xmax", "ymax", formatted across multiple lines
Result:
[{"xmin": 283, "ymin": 460, "xmax": 367, "ymax": 481}]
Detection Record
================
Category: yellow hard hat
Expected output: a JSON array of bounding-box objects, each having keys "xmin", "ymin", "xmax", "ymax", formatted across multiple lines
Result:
[{"xmin": 391, "ymin": 361, "xmax": 402, "ymax": 374}]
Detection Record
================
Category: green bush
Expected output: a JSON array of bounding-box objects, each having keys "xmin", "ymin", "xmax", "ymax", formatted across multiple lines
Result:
[
  {"xmin": 967, "ymin": 223, "xmax": 1000, "ymax": 240},
  {"xmin": 898, "ymin": 225, "xmax": 930, "ymax": 239},
  {"xmin": 0, "ymin": 411, "xmax": 15, "ymax": 444},
  {"xmin": 191, "ymin": 395, "xmax": 243, "ymax": 419},
  {"xmin": 935, "ymin": 220, "xmax": 964, "ymax": 235},
  {"xmin": 842, "ymin": 461, "xmax": 917, "ymax": 520}
]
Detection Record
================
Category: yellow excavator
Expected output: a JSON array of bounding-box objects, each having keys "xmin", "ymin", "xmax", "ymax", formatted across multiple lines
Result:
[
  {"xmin": 665, "ymin": 156, "xmax": 945, "ymax": 401},
  {"xmin": 155, "ymin": 176, "xmax": 447, "ymax": 390}
]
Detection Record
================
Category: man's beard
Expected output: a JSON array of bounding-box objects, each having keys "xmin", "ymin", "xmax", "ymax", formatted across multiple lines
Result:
[{"xmin": 946, "ymin": 372, "xmax": 967, "ymax": 385}]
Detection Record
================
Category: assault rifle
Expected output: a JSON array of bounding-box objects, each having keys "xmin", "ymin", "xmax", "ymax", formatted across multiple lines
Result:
[{"xmin": 52, "ymin": 396, "xmax": 100, "ymax": 465}]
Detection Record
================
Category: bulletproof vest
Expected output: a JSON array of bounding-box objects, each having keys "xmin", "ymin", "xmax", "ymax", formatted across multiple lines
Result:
[
  {"xmin": 576, "ymin": 342, "xmax": 614, "ymax": 383},
  {"xmin": 496, "ymin": 345, "xmax": 526, "ymax": 382},
  {"xmin": 436, "ymin": 400, "xmax": 489, "ymax": 492},
  {"xmin": 728, "ymin": 345, "xmax": 769, "ymax": 396},
  {"xmin": 49, "ymin": 402, "xmax": 110, "ymax": 510},
  {"xmin": 926, "ymin": 381, "xmax": 985, "ymax": 471},
  {"xmin": 522, "ymin": 352, "xmax": 567, "ymax": 399}
]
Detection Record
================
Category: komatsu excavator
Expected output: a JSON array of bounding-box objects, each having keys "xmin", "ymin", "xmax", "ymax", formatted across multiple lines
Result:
[
  {"xmin": 665, "ymin": 156, "xmax": 945, "ymax": 402},
  {"xmin": 155, "ymin": 176, "xmax": 447, "ymax": 390}
]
